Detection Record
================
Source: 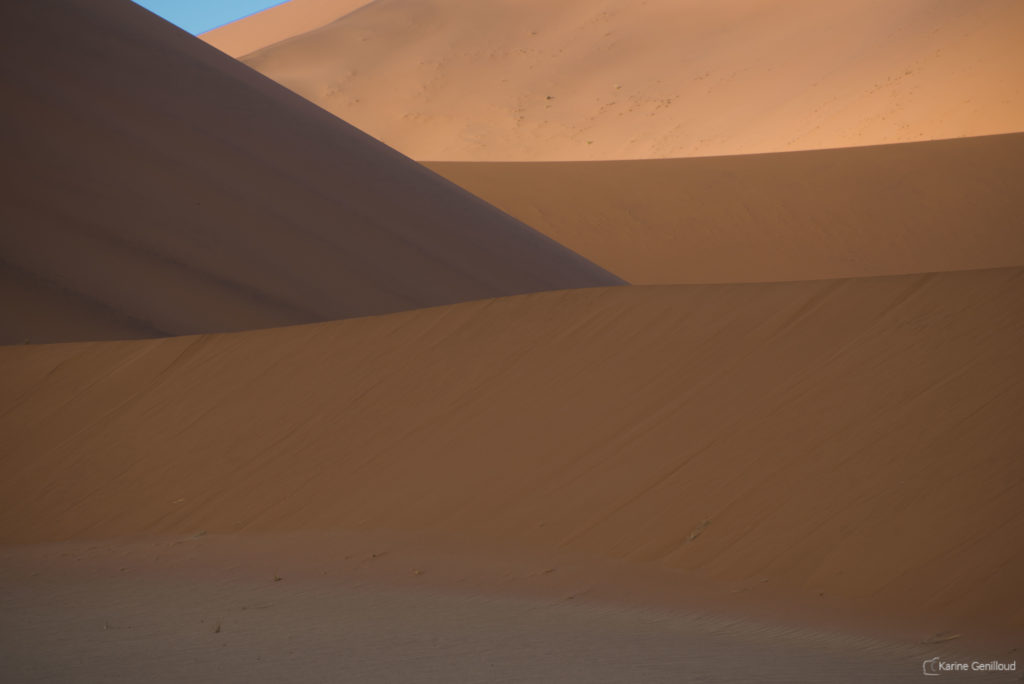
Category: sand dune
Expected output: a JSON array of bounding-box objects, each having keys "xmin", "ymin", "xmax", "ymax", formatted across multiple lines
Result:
[
  {"xmin": 227, "ymin": 0, "xmax": 1024, "ymax": 161},
  {"xmin": 202, "ymin": 0, "xmax": 374, "ymax": 58},
  {"xmin": 0, "ymin": 262, "xmax": 160, "ymax": 344},
  {"xmin": 429, "ymin": 132, "xmax": 1024, "ymax": 284},
  {"xmin": 4, "ymin": 0, "xmax": 1023, "ymax": 677},
  {"xmin": 3, "ymin": 267, "xmax": 1022, "ymax": 639},
  {"xmin": 0, "ymin": 0, "xmax": 620, "ymax": 345}
]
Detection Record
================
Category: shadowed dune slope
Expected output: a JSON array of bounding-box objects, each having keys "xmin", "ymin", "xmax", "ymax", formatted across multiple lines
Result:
[
  {"xmin": 0, "ymin": 0, "xmax": 621, "ymax": 345},
  {"xmin": 203, "ymin": 0, "xmax": 375, "ymax": 58},
  {"xmin": 0, "ymin": 262, "xmax": 163, "ymax": 344},
  {"xmin": 229, "ymin": 0, "xmax": 1024, "ymax": 161},
  {"xmin": 2, "ymin": 267, "xmax": 1022, "ymax": 633},
  {"xmin": 429, "ymin": 133, "xmax": 1024, "ymax": 284}
]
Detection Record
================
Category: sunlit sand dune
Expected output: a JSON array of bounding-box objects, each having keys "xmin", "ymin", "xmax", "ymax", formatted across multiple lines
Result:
[
  {"xmin": 0, "ymin": 0, "xmax": 620, "ymax": 345},
  {"xmin": 3, "ymin": 0, "xmax": 1022, "ymax": 679},
  {"xmin": 429, "ymin": 132, "xmax": 1024, "ymax": 283},
  {"xmin": 203, "ymin": 0, "xmax": 374, "ymax": 58},
  {"xmin": 220, "ymin": 0, "xmax": 1024, "ymax": 160},
  {"xmin": 3, "ymin": 268, "xmax": 1022, "ymax": 643}
]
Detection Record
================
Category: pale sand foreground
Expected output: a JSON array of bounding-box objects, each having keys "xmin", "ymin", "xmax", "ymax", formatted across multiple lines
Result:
[
  {"xmin": 221, "ymin": 0, "xmax": 1024, "ymax": 160},
  {"xmin": 0, "ymin": 537, "xmax": 958, "ymax": 683},
  {"xmin": 3, "ymin": 269, "xmax": 1022, "ymax": 647},
  {"xmin": 428, "ymin": 132, "xmax": 1024, "ymax": 284},
  {"xmin": 0, "ymin": 0, "xmax": 619, "ymax": 345}
]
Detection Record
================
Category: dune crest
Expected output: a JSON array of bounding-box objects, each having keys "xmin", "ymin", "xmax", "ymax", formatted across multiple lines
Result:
[
  {"xmin": 202, "ymin": 0, "xmax": 374, "ymax": 58},
  {"xmin": 429, "ymin": 132, "xmax": 1024, "ymax": 284},
  {"xmin": 0, "ymin": 0, "xmax": 620, "ymax": 345},
  {"xmin": 228, "ymin": 0, "xmax": 1024, "ymax": 161}
]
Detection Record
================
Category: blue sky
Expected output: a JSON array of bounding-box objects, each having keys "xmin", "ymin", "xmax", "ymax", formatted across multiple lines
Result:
[{"xmin": 132, "ymin": 0, "xmax": 289, "ymax": 35}]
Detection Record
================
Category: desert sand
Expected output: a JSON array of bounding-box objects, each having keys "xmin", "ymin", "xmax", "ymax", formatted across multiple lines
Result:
[
  {"xmin": 0, "ymin": 0, "xmax": 619, "ymax": 345},
  {"xmin": 221, "ymin": 0, "xmax": 1024, "ymax": 161},
  {"xmin": 203, "ymin": 0, "xmax": 374, "ymax": 58},
  {"xmin": 0, "ymin": 541, "xmax": 943, "ymax": 682},
  {"xmin": 428, "ymin": 132, "xmax": 1024, "ymax": 283},
  {"xmin": 3, "ymin": 269, "xmax": 1023, "ymax": 640},
  {"xmin": 2, "ymin": 0, "xmax": 1023, "ymax": 680}
]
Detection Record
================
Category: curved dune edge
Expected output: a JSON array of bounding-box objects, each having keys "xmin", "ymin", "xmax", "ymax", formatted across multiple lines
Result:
[
  {"xmin": 228, "ymin": 0, "xmax": 1024, "ymax": 161},
  {"xmin": 428, "ymin": 132, "xmax": 1024, "ymax": 284},
  {"xmin": 202, "ymin": 0, "xmax": 375, "ymax": 58},
  {"xmin": 3, "ymin": 267, "xmax": 1022, "ymax": 640},
  {"xmin": 0, "ymin": 0, "xmax": 620, "ymax": 345}
]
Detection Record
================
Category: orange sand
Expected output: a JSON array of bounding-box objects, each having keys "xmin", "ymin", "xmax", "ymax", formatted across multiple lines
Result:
[
  {"xmin": 429, "ymin": 133, "xmax": 1024, "ymax": 283},
  {"xmin": 2, "ymin": 1, "xmax": 1022, "ymax": 678},
  {"xmin": 0, "ymin": 0, "xmax": 620, "ymax": 344},
  {"xmin": 3, "ymin": 269, "xmax": 1023, "ymax": 641},
  {"xmin": 221, "ymin": 0, "xmax": 1024, "ymax": 160}
]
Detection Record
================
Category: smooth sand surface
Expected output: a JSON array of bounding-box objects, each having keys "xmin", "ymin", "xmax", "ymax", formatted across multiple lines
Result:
[
  {"xmin": 0, "ymin": 0, "xmax": 620, "ymax": 344},
  {"xmin": 0, "ymin": 262, "xmax": 162, "ymax": 344},
  {"xmin": 3, "ymin": 269, "xmax": 1023, "ymax": 646},
  {"xmin": 0, "ymin": 537, "xmax": 954, "ymax": 683},
  {"xmin": 227, "ymin": 0, "xmax": 1024, "ymax": 160},
  {"xmin": 428, "ymin": 132, "xmax": 1024, "ymax": 284},
  {"xmin": 203, "ymin": 0, "xmax": 374, "ymax": 58},
  {"xmin": 5, "ymin": 0, "xmax": 1023, "ymax": 679}
]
